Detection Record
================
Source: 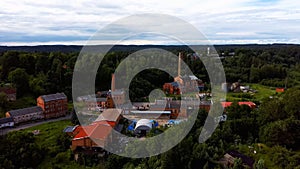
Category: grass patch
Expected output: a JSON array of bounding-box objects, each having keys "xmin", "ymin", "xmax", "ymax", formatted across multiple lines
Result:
[
  {"xmin": 16, "ymin": 120, "xmax": 91, "ymax": 169},
  {"xmin": 226, "ymin": 84, "xmax": 277, "ymax": 102},
  {"xmin": 21, "ymin": 120, "xmax": 72, "ymax": 147},
  {"xmin": 247, "ymin": 84, "xmax": 276, "ymax": 101}
]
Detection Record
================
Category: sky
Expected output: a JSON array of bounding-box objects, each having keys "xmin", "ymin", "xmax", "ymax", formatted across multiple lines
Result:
[{"xmin": 0, "ymin": 0, "xmax": 300, "ymax": 45}]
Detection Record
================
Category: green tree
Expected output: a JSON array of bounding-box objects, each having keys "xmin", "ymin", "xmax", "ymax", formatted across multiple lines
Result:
[
  {"xmin": 8, "ymin": 68, "xmax": 29, "ymax": 97},
  {"xmin": 255, "ymin": 159, "xmax": 265, "ymax": 169},
  {"xmin": 232, "ymin": 158, "xmax": 243, "ymax": 169},
  {"xmin": 0, "ymin": 92, "xmax": 8, "ymax": 108}
]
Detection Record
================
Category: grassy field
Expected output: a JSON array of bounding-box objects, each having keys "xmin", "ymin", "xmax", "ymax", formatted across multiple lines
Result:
[
  {"xmin": 21, "ymin": 120, "xmax": 71, "ymax": 147},
  {"xmin": 226, "ymin": 84, "xmax": 277, "ymax": 102},
  {"xmin": 17, "ymin": 120, "xmax": 92, "ymax": 169}
]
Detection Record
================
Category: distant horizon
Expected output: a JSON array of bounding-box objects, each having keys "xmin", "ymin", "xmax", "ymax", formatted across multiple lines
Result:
[
  {"xmin": 1, "ymin": 0, "xmax": 300, "ymax": 46},
  {"xmin": 1, "ymin": 43, "xmax": 300, "ymax": 47}
]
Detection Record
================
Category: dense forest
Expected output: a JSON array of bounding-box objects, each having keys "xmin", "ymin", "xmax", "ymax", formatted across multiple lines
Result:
[{"xmin": 0, "ymin": 44, "xmax": 299, "ymax": 168}]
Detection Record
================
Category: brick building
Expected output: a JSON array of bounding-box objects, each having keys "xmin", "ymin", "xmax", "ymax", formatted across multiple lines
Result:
[
  {"xmin": 163, "ymin": 53, "xmax": 202, "ymax": 94},
  {"xmin": 106, "ymin": 74, "xmax": 125, "ymax": 108},
  {"xmin": 71, "ymin": 109, "xmax": 122, "ymax": 158},
  {"xmin": 37, "ymin": 93, "xmax": 68, "ymax": 119},
  {"xmin": 0, "ymin": 87, "xmax": 16, "ymax": 101},
  {"xmin": 6, "ymin": 106, "xmax": 44, "ymax": 124}
]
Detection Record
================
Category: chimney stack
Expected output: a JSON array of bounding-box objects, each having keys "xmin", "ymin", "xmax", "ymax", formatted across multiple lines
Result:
[
  {"xmin": 111, "ymin": 74, "xmax": 115, "ymax": 92},
  {"xmin": 178, "ymin": 52, "xmax": 182, "ymax": 77}
]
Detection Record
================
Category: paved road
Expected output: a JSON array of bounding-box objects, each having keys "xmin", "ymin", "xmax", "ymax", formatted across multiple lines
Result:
[{"xmin": 0, "ymin": 114, "xmax": 71, "ymax": 135}]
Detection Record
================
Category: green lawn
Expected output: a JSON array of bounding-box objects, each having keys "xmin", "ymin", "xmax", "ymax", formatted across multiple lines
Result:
[
  {"xmin": 247, "ymin": 84, "xmax": 277, "ymax": 101},
  {"xmin": 21, "ymin": 120, "xmax": 72, "ymax": 147},
  {"xmin": 17, "ymin": 120, "xmax": 92, "ymax": 169},
  {"xmin": 226, "ymin": 84, "xmax": 277, "ymax": 102}
]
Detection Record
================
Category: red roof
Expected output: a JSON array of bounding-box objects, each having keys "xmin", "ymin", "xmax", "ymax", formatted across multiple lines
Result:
[
  {"xmin": 276, "ymin": 88, "xmax": 285, "ymax": 93},
  {"xmin": 221, "ymin": 102, "xmax": 232, "ymax": 108},
  {"xmin": 73, "ymin": 125, "xmax": 96, "ymax": 139},
  {"xmin": 221, "ymin": 102, "xmax": 256, "ymax": 108},
  {"xmin": 89, "ymin": 124, "xmax": 113, "ymax": 140},
  {"xmin": 94, "ymin": 109, "xmax": 122, "ymax": 122},
  {"xmin": 73, "ymin": 123, "xmax": 113, "ymax": 140},
  {"xmin": 92, "ymin": 120, "xmax": 116, "ymax": 127},
  {"xmin": 0, "ymin": 87, "xmax": 16, "ymax": 95},
  {"xmin": 238, "ymin": 102, "xmax": 256, "ymax": 108}
]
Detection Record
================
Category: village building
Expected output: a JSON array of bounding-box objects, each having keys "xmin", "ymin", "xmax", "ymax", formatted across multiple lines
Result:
[
  {"xmin": 0, "ymin": 87, "xmax": 17, "ymax": 101},
  {"xmin": 71, "ymin": 123, "xmax": 114, "ymax": 158},
  {"xmin": 163, "ymin": 52, "xmax": 203, "ymax": 95},
  {"xmin": 0, "ymin": 117, "xmax": 14, "ymax": 128},
  {"xmin": 276, "ymin": 88, "xmax": 285, "ymax": 93},
  {"xmin": 199, "ymin": 100, "xmax": 212, "ymax": 112},
  {"xmin": 6, "ymin": 106, "xmax": 44, "ymax": 124},
  {"xmin": 93, "ymin": 109, "xmax": 122, "ymax": 126},
  {"xmin": 70, "ymin": 109, "xmax": 123, "ymax": 159},
  {"xmin": 106, "ymin": 74, "xmax": 125, "ymax": 108},
  {"xmin": 63, "ymin": 125, "xmax": 79, "ymax": 136},
  {"xmin": 85, "ymin": 97, "xmax": 107, "ymax": 110},
  {"xmin": 221, "ymin": 101, "xmax": 256, "ymax": 109},
  {"xmin": 150, "ymin": 99, "xmax": 187, "ymax": 119},
  {"xmin": 134, "ymin": 119, "xmax": 153, "ymax": 136},
  {"xmin": 37, "ymin": 93, "xmax": 68, "ymax": 119},
  {"xmin": 218, "ymin": 150, "xmax": 254, "ymax": 168}
]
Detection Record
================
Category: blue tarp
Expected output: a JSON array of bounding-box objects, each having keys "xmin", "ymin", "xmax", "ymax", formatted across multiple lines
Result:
[
  {"xmin": 168, "ymin": 120, "xmax": 182, "ymax": 125},
  {"xmin": 150, "ymin": 120, "xmax": 159, "ymax": 127},
  {"xmin": 127, "ymin": 125, "xmax": 134, "ymax": 131}
]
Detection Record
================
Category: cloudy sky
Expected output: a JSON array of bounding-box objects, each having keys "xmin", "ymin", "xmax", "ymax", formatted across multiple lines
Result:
[{"xmin": 0, "ymin": 0, "xmax": 299, "ymax": 45}]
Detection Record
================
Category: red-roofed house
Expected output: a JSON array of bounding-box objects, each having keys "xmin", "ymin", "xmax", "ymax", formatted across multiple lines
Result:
[
  {"xmin": 71, "ymin": 109, "xmax": 123, "ymax": 159},
  {"xmin": 238, "ymin": 102, "xmax": 256, "ymax": 109},
  {"xmin": 276, "ymin": 88, "xmax": 285, "ymax": 93},
  {"xmin": 221, "ymin": 102, "xmax": 256, "ymax": 109},
  {"xmin": 221, "ymin": 102, "xmax": 233, "ymax": 108},
  {"xmin": 71, "ymin": 123, "xmax": 113, "ymax": 150}
]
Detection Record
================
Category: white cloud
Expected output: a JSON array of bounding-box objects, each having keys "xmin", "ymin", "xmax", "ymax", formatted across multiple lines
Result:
[{"xmin": 0, "ymin": 0, "xmax": 299, "ymax": 45}]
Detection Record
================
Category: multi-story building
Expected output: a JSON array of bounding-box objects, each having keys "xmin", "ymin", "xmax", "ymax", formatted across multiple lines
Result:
[
  {"xmin": 37, "ymin": 93, "xmax": 68, "ymax": 119},
  {"xmin": 71, "ymin": 109, "xmax": 123, "ymax": 159},
  {"xmin": 106, "ymin": 74, "xmax": 125, "ymax": 108},
  {"xmin": 163, "ymin": 53, "xmax": 202, "ymax": 95},
  {"xmin": 6, "ymin": 106, "xmax": 44, "ymax": 124}
]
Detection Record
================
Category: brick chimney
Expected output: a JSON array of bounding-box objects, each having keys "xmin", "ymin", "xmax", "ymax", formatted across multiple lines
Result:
[
  {"xmin": 178, "ymin": 52, "xmax": 182, "ymax": 77},
  {"xmin": 111, "ymin": 74, "xmax": 115, "ymax": 92}
]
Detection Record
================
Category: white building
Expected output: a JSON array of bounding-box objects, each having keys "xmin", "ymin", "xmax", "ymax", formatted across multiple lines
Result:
[{"xmin": 134, "ymin": 119, "xmax": 153, "ymax": 136}]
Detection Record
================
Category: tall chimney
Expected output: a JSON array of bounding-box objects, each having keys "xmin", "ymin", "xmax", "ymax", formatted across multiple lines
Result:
[
  {"xmin": 178, "ymin": 52, "xmax": 182, "ymax": 77},
  {"xmin": 207, "ymin": 47, "xmax": 210, "ymax": 55},
  {"xmin": 111, "ymin": 74, "xmax": 115, "ymax": 92}
]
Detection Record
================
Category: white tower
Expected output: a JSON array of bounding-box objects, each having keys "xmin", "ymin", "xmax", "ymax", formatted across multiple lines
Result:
[{"xmin": 207, "ymin": 47, "xmax": 210, "ymax": 55}]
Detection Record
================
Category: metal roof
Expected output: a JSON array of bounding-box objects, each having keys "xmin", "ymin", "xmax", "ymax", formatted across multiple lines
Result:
[
  {"xmin": 40, "ymin": 93, "xmax": 67, "ymax": 102},
  {"xmin": 135, "ymin": 119, "xmax": 152, "ymax": 130},
  {"xmin": 0, "ymin": 117, "xmax": 14, "ymax": 124},
  {"xmin": 94, "ymin": 109, "xmax": 122, "ymax": 122},
  {"xmin": 8, "ymin": 106, "xmax": 43, "ymax": 117},
  {"xmin": 63, "ymin": 126, "xmax": 78, "ymax": 133},
  {"xmin": 131, "ymin": 110, "xmax": 171, "ymax": 114},
  {"xmin": 85, "ymin": 97, "xmax": 107, "ymax": 102}
]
